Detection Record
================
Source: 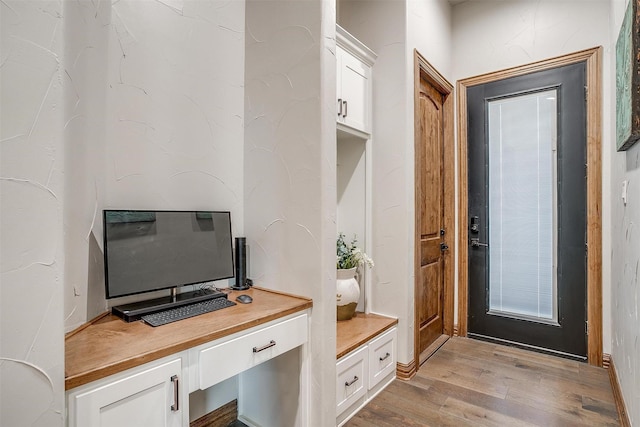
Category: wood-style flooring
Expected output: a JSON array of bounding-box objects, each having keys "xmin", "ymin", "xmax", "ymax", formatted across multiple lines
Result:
[{"xmin": 345, "ymin": 337, "xmax": 620, "ymax": 426}]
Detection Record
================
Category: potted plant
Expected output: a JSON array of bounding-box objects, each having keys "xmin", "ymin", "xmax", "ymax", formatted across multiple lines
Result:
[{"xmin": 336, "ymin": 233, "xmax": 374, "ymax": 321}]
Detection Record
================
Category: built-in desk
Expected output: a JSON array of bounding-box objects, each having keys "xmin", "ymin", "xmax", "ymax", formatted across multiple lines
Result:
[{"xmin": 66, "ymin": 287, "xmax": 312, "ymax": 427}]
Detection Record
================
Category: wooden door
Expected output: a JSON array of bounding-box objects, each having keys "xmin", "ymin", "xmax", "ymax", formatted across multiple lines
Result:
[{"xmin": 416, "ymin": 71, "xmax": 447, "ymax": 363}]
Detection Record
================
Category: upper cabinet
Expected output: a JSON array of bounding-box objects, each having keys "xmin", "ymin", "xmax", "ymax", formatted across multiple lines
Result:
[{"xmin": 336, "ymin": 25, "xmax": 376, "ymax": 135}]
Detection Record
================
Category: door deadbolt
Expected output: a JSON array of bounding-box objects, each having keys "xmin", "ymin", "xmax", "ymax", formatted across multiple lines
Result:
[{"xmin": 470, "ymin": 216, "xmax": 479, "ymax": 233}]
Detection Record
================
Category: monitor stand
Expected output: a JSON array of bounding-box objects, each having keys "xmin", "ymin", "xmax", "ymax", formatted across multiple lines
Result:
[{"xmin": 112, "ymin": 287, "xmax": 227, "ymax": 322}]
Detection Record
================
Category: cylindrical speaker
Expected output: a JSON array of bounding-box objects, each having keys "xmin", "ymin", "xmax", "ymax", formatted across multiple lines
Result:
[{"xmin": 233, "ymin": 237, "xmax": 249, "ymax": 290}]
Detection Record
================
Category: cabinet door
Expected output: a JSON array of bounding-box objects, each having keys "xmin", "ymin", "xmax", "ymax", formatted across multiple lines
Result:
[
  {"xmin": 336, "ymin": 346, "xmax": 368, "ymax": 416},
  {"xmin": 368, "ymin": 327, "xmax": 397, "ymax": 389},
  {"xmin": 337, "ymin": 47, "xmax": 344, "ymax": 123},
  {"xmin": 70, "ymin": 358, "xmax": 183, "ymax": 427},
  {"xmin": 338, "ymin": 47, "xmax": 371, "ymax": 133}
]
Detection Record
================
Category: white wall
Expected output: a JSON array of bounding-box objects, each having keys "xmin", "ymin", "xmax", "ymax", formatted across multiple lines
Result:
[
  {"xmin": 407, "ymin": 0, "xmax": 452, "ymax": 78},
  {"xmin": 609, "ymin": 0, "xmax": 640, "ymax": 423},
  {"xmin": 103, "ymin": 0, "xmax": 245, "ymax": 213},
  {"xmin": 63, "ymin": 0, "xmax": 110, "ymax": 331},
  {"xmin": 452, "ymin": 0, "xmax": 613, "ymax": 355},
  {"xmin": 63, "ymin": 0, "xmax": 246, "ymax": 329},
  {"xmin": 1, "ymin": 1, "xmax": 65, "ymax": 425},
  {"xmin": 337, "ymin": 136, "xmax": 367, "ymax": 255},
  {"xmin": 2, "ymin": 0, "xmax": 246, "ymax": 424},
  {"xmin": 244, "ymin": 0, "xmax": 337, "ymax": 424},
  {"xmin": 338, "ymin": 0, "xmax": 453, "ymax": 365},
  {"xmin": 339, "ymin": 0, "xmax": 412, "ymax": 363}
]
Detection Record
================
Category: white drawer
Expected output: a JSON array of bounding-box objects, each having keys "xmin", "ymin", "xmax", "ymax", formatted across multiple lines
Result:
[
  {"xmin": 197, "ymin": 313, "xmax": 308, "ymax": 390},
  {"xmin": 368, "ymin": 327, "xmax": 396, "ymax": 389},
  {"xmin": 336, "ymin": 346, "xmax": 368, "ymax": 415}
]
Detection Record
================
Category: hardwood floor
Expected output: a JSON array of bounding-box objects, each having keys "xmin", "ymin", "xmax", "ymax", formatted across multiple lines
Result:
[{"xmin": 345, "ymin": 337, "xmax": 620, "ymax": 426}]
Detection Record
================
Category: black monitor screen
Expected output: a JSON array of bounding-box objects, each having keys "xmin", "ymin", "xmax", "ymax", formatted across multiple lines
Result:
[{"xmin": 103, "ymin": 210, "xmax": 234, "ymax": 299}]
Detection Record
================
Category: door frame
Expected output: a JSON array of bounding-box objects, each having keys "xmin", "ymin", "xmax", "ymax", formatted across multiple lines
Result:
[
  {"xmin": 412, "ymin": 50, "xmax": 455, "ymax": 374},
  {"xmin": 456, "ymin": 47, "xmax": 603, "ymax": 366}
]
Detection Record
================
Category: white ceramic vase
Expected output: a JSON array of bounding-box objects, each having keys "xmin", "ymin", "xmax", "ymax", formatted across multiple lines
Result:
[{"xmin": 336, "ymin": 267, "xmax": 359, "ymax": 321}]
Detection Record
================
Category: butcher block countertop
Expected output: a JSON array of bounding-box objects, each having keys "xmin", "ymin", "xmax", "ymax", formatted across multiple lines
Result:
[
  {"xmin": 65, "ymin": 287, "xmax": 312, "ymax": 390},
  {"xmin": 336, "ymin": 312, "xmax": 398, "ymax": 359}
]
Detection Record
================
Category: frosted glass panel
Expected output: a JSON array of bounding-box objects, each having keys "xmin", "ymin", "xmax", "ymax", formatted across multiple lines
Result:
[{"xmin": 487, "ymin": 90, "xmax": 557, "ymax": 322}]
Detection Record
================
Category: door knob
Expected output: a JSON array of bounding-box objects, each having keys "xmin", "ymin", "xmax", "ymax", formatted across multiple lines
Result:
[
  {"xmin": 470, "ymin": 238, "xmax": 488, "ymax": 248},
  {"xmin": 440, "ymin": 242, "xmax": 449, "ymax": 251}
]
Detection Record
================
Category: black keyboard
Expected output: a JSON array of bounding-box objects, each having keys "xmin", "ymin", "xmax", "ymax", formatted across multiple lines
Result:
[{"xmin": 141, "ymin": 297, "xmax": 236, "ymax": 327}]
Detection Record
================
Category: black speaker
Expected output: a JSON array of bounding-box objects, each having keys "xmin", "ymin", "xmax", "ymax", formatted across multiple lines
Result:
[{"xmin": 232, "ymin": 237, "xmax": 250, "ymax": 290}]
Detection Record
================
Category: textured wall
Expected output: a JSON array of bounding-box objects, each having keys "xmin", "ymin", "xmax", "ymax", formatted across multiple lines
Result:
[
  {"xmin": 338, "ymin": 0, "xmax": 453, "ymax": 365},
  {"xmin": 1, "ymin": 1, "xmax": 65, "ymax": 425},
  {"xmin": 610, "ymin": 0, "xmax": 640, "ymax": 423},
  {"xmin": 63, "ymin": 0, "xmax": 246, "ymax": 329},
  {"xmin": 63, "ymin": 0, "xmax": 111, "ymax": 331},
  {"xmin": 245, "ymin": 0, "xmax": 337, "ymax": 424},
  {"xmin": 339, "ymin": 0, "xmax": 412, "ymax": 363},
  {"xmin": 103, "ymin": 0, "xmax": 245, "ymax": 212},
  {"xmin": 407, "ymin": 0, "xmax": 452, "ymax": 79},
  {"xmin": 3, "ymin": 0, "xmax": 246, "ymax": 424},
  {"xmin": 452, "ymin": 0, "xmax": 613, "ymax": 354}
]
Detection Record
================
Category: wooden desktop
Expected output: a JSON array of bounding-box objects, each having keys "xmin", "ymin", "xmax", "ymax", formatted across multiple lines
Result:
[{"xmin": 65, "ymin": 287, "xmax": 312, "ymax": 426}]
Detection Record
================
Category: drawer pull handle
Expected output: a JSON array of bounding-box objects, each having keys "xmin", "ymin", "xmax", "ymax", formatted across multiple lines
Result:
[
  {"xmin": 170, "ymin": 375, "xmax": 179, "ymax": 412},
  {"xmin": 338, "ymin": 98, "xmax": 343, "ymax": 117},
  {"xmin": 345, "ymin": 376, "xmax": 359, "ymax": 387},
  {"xmin": 253, "ymin": 340, "xmax": 276, "ymax": 353},
  {"xmin": 379, "ymin": 352, "xmax": 391, "ymax": 362}
]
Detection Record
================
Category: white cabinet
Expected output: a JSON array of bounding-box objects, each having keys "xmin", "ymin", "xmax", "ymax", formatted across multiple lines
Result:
[
  {"xmin": 67, "ymin": 356, "xmax": 185, "ymax": 427},
  {"xmin": 336, "ymin": 25, "xmax": 376, "ymax": 135},
  {"xmin": 336, "ymin": 327, "xmax": 397, "ymax": 426},
  {"xmin": 67, "ymin": 310, "xmax": 310, "ymax": 427},
  {"xmin": 336, "ymin": 25, "xmax": 375, "ymax": 311},
  {"xmin": 337, "ymin": 46, "xmax": 371, "ymax": 133}
]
